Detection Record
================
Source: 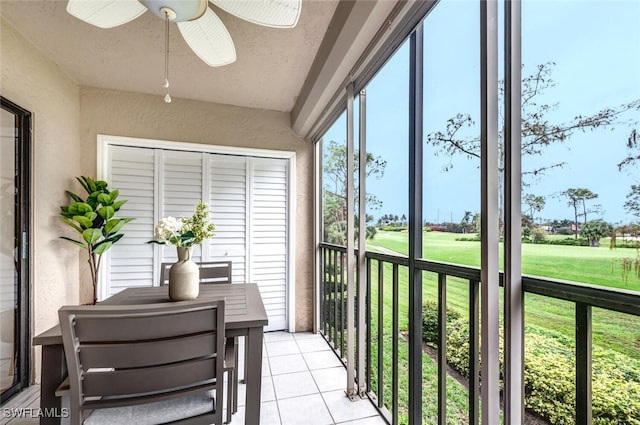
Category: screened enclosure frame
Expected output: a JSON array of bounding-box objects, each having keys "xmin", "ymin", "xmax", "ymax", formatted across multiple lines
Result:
[{"xmin": 313, "ymin": 0, "xmax": 525, "ymax": 423}]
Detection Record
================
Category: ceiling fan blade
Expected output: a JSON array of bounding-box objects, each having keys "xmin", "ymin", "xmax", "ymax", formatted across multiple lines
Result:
[
  {"xmin": 209, "ymin": 0, "xmax": 301, "ymax": 28},
  {"xmin": 66, "ymin": 0, "xmax": 146, "ymax": 29},
  {"xmin": 177, "ymin": 8, "xmax": 236, "ymax": 67}
]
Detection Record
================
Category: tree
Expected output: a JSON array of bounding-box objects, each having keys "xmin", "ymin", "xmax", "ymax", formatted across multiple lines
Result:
[
  {"xmin": 624, "ymin": 185, "xmax": 640, "ymax": 220},
  {"xmin": 322, "ymin": 140, "xmax": 387, "ymax": 244},
  {"xmin": 523, "ymin": 194, "xmax": 545, "ymax": 226},
  {"xmin": 617, "ymin": 129, "xmax": 640, "ymax": 171},
  {"xmin": 460, "ymin": 211, "xmax": 473, "ymax": 233},
  {"xmin": 425, "ymin": 62, "xmax": 639, "ymax": 222},
  {"xmin": 580, "ymin": 219, "xmax": 613, "ymax": 247},
  {"xmin": 618, "ymin": 131, "xmax": 640, "ymax": 223},
  {"xmin": 559, "ymin": 188, "xmax": 599, "ymax": 239}
]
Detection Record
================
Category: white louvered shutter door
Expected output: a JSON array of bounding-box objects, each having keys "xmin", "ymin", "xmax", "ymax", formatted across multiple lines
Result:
[
  {"xmin": 104, "ymin": 143, "xmax": 291, "ymax": 330},
  {"xmin": 161, "ymin": 150, "xmax": 205, "ymax": 263},
  {"xmin": 208, "ymin": 154, "xmax": 247, "ymax": 283},
  {"xmin": 106, "ymin": 146, "xmax": 156, "ymax": 295},
  {"xmin": 251, "ymin": 158, "xmax": 288, "ymax": 331}
]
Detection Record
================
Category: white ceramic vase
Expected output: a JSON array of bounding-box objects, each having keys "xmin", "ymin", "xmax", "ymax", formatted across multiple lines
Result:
[{"xmin": 168, "ymin": 246, "xmax": 199, "ymax": 301}]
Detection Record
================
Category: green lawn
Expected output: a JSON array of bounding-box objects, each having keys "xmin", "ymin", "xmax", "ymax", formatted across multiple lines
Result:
[
  {"xmin": 369, "ymin": 230, "xmax": 640, "ymax": 291},
  {"xmin": 366, "ymin": 230, "xmax": 640, "ymax": 358}
]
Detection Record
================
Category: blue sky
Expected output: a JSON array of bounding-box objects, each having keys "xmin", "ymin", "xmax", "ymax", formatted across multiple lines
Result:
[{"xmin": 323, "ymin": 0, "xmax": 640, "ymax": 226}]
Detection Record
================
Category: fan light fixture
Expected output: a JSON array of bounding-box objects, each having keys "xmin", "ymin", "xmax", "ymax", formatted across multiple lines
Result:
[
  {"xmin": 140, "ymin": 0, "xmax": 207, "ymax": 22},
  {"xmin": 67, "ymin": 0, "xmax": 301, "ymax": 102},
  {"xmin": 161, "ymin": 7, "xmax": 172, "ymax": 103}
]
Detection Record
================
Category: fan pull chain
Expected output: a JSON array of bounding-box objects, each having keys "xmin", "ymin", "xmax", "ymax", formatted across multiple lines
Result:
[{"xmin": 163, "ymin": 10, "xmax": 171, "ymax": 103}]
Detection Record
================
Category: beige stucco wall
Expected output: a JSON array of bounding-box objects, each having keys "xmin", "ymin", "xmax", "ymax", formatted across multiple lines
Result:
[
  {"xmin": 79, "ymin": 88, "xmax": 315, "ymax": 332},
  {"xmin": 1, "ymin": 19, "xmax": 82, "ymax": 381},
  {"xmin": 1, "ymin": 20, "xmax": 315, "ymax": 385}
]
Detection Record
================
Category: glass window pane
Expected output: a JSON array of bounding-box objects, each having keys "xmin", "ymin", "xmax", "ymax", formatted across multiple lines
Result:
[
  {"xmin": 423, "ymin": 2, "xmax": 481, "ymax": 266},
  {"xmin": 321, "ymin": 112, "xmax": 348, "ymax": 244},
  {"xmin": 522, "ymin": 2, "xmax": 640, "ymax": 424},
  {"xmin": 0, "ymin": 107, "xmax": 17, "ymax": 393}
]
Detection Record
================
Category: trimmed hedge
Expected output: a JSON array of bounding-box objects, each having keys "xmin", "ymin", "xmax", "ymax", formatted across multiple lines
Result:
[
  {"xmin": 379, "ymin": 225, "xmax": 407, "ymax": 232},
  {"xmin": 544, "ymin": 237, "xmax": 590, "ymax": 246},
  {"xmin": 421, "ymin": 301, "xmax": 461, "ymax": 344},
  {"xmin": 422, "ymin": 304, "xmax": 640, "ymax": 424}
]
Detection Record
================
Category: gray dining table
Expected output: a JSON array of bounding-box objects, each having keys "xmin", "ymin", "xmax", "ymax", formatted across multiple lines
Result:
[{"xmin": 32, "ymin": 283, "xmax": 268, "ymax": 425}]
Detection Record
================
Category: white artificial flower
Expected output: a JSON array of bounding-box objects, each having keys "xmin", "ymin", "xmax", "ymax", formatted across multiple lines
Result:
[{"xmin": 154, "ymin": 216, "xmax": 182, "ymax": 241}]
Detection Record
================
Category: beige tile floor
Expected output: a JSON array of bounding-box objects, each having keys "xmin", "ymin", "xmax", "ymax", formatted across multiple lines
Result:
[
  {"xmin": 1, "ymin": 332, "xmax": 386, "ymax": 425},
  {"xmin": 231, "ymin": 331, "xmax": 386, "ymax": 425}
]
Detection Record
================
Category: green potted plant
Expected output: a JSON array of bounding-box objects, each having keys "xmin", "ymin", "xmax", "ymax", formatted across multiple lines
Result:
[{"xmin": 59, "ymin": 176, "xmax": 134, "ymax": 304}]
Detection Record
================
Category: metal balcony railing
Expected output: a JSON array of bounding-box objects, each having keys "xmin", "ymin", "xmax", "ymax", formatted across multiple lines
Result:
[{"xmin": 318, "ymin": 242, "xmax": 640, "ymax": 425}]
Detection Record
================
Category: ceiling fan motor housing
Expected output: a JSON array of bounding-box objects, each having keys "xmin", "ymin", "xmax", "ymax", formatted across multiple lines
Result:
[{"xmin": 139, "ymin": 0, "xmax": 207, "ymax": 22}]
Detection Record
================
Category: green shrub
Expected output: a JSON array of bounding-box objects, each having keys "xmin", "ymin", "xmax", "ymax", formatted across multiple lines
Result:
[
  {"xmin": 421, "ymin": 301, "xmax": 462, "ymax": 344},
  {"xmin": 612, "ymin": 240, "xmax": 640, "ymax": 249},
  {"xmin": 427, "ymin": 316, "xmax": 640, "ymax": 424},
  {"xmin": 556, "ymin": 227, "xmax": 575, "ymax": 235},
  {"xmin": 531, "ymin": 226, "xmax": 548, "ymax": 243},
  {"xmin": 546, "ymin": 237, "xmax": 590, "ymax": 246},
  {"xmin": 455, "ymin": 236, "xmax": 481, "ymax": 242},
  {"xmin": 379, "ymin": 225, "xmax": 407, "ymax": 232}
]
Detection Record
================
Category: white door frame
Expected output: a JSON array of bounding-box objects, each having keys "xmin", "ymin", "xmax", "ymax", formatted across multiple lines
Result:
[{"xmin": 97, "ymin": 134, "xmax": 297, "ymax": 331}]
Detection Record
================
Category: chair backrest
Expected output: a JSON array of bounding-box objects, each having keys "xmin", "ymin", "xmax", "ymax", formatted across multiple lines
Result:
[
  {"xmin": 58, "ymin": 299, "xmax": 225, "ymax": 423},
  {"xmin": 160, "ymin": 261, "xmax": 232, "ymax": 286}
]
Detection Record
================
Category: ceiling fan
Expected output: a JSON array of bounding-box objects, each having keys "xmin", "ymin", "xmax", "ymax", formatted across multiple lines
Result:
[{"xmin": 66, "ymin": 0, "xmax": 302, "ymax": 67}]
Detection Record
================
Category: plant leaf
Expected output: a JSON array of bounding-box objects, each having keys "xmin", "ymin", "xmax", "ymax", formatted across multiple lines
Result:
[
  {"xmin": 68, "ymin": 202, "xmax": 92, "ymax": 215},
  {"xmin": 82, "ymin": 228, "xmax": 102, "ymax": 244},
  {"xmin": 93, "ymin": 241, "xmax": 113, "ymax": 255},
  {"xmin": 109, "ymin": 189, "xmax": 119, "ymax": 203},
  {"xmin": 95, "ymin": 180, "xmax": 108, "ymax": 191},
  {"xmin": 102, "ymin": 233, "xmax": 124, "ymax": 244},
  {"xmin": 84, "ymin": 212, "xmax": 97, "ymax": 222},
  {"xmin": 97, "ymin": 206, "xmax": 115, "ymax": 221},
  {"xmin": 86, "ymin": 177, "xmax": 97, "ymax": 192},
  {"xmin": 59, "ymin": 217, "xmax": 83, "ymax": 234},
  {"xmin": 97, "ymin": 193, "xmax": 111, "ymax": 206},
  {"xmin": 65, "ymin": 190, "xmax": 83, "ymax": 203},
  {"xmin": 73, "ymin": 215, "xmax": 93, "ymax": 229},
  {"xmin": 104, "ymin": 218, "xmax": 134, "ymax": 235},
  {"xmin": 76, "ymin": 176, "xmax": 91, "ymax": 194},
  {"xmin": 60, "ymin": 236, "xmax": 87, "ymax": 249},
  {"xmin": 111, "ymin": 200, "xmax": 127, "ymax": 210},
  {"xmin": 105, "ymin": 218, "xmax": 125, "ymax": 234}
]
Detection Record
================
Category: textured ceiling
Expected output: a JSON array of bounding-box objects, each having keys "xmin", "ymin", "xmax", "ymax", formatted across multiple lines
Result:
[{"xmin": 0, "ymin": 0, "xmax": 338, "ymax": 112}]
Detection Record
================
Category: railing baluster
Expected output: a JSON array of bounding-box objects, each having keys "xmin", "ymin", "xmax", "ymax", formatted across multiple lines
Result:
[
  {"xmin": 438, "ymin": 273, "xmax": 447, "ymax": 425},
  {"xmin": 469, "ymin": 279, "xmax": 480, "ymax": 425},
  {"xmin": 332, "ymin": 251, "xmax": 342, "ymax": 350},
  {"xmin": 320, "ymin": 247, "xmax": 323, "ymax": 333},
  {"xmin": 321, "ymin": 247, "xmax": 326, "ymax": 336},
  {"xmin": 356, "ymin": 262, "xmax": 360, "ymax": 382},
  {"xmin": 366, "ymin": 256, "xmax": 372, "ymax": 394},
  {"xmin": 340, "ymin": 251, "xmax": 345, "ymax": 357},
  {"xmin": 377, "ymin": 259, "xmax": 384, "ymax": 408},
  {"xmin": 576, "ymin": 302, "xmax": 592, "ymax": 425},
  {"xmin": 392, "ymin": 263, "xmax": 399, "ymax": 425}
]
